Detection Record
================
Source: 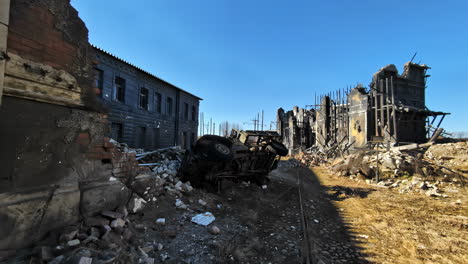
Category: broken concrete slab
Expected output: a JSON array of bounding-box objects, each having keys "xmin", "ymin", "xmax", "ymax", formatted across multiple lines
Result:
[
  {"xmin": 80, "ymin": 180, "xmax": 131, "ymax": 217},
  {"xmin": 191, "ymin": 212, "xmax": 215, "ymax": 226},
  {"xmin": 127, "ymin": 193, "xmax": 147, "ymax": 214},
  {"xmin": 110, "ymin": 218, "xmax": 126, "ymax": 228},
  {"xmin": 101, "ymin": 211, "xmax": 125, "ymax": 219}
]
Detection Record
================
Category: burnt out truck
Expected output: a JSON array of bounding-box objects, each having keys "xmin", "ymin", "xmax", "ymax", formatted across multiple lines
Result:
[{"xmin": 177, "ymin": 129, "xmax": 288, "ymax": 187}]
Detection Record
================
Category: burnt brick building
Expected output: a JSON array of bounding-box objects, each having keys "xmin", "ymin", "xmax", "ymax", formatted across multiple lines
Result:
[{"xmin": 93, "ymin": 46, "xmax": 201, "ymax": 150}]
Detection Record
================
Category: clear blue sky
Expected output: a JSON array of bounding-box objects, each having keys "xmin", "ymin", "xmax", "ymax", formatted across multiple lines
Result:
[{"xmin": 71, "ymin": 0, "xmax": 468, "ymax": 132}]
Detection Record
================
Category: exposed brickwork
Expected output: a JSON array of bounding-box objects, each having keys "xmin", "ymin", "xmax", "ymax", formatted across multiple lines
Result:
[
  {"xmin": 7, "ymin": 5, "xmax": 76, "ymax": 70},
  {"xmin": 7, "ymin": 0, "xmax": 104, "ymax": 111}
]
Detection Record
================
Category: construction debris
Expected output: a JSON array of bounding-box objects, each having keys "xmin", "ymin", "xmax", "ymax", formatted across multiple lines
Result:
[
  {"xmin": 277, "ymin": 62, "xmax": 450, "ymax": 155},
  {"xmin": 191, "ymin": 212, "xmax": 216, "ymax": 226},
  {"xmin": 294, "ymin": 141, "xmax": 467, "ymax": 196}
]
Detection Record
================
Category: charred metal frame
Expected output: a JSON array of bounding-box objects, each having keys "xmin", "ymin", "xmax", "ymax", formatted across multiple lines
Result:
[{"xmin": 277, "ymin": 62, "xmax": 450, "ymax": 154}]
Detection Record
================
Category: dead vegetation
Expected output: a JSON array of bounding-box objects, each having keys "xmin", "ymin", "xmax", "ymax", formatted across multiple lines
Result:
[{"xmin": 313, "ymin": 166, "xmax": 467, "ymax": 263}]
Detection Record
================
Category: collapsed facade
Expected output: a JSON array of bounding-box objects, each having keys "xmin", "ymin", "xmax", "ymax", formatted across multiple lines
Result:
[
  {"xmin": 0, "ymin": 0, "xmax": 198, "ymax": 251},
  {"xmin": 94, "ymin": 46, "xmax": 201, "ymax": 150},
  {"xmin": 277, "ymin": 62, "xmax": 449, "ymax": 154}
]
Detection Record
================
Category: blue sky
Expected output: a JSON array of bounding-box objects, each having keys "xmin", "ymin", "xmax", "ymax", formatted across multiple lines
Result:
[{"xmin": 71, "ymin": 0, "xmax": 468, "ymax": 133}]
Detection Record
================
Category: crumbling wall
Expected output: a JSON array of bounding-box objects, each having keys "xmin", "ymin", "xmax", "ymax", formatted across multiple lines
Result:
[
  {"xmin": 277, "ymin": 106, "xmax": 315, "ymax": 154},
  {"xmin": 0, "ymin": 0, "xmax": 136, "ymax": 250},
  {"xmin": 277, "ymin": 62, "xmax": 447, "ymax": 155}
]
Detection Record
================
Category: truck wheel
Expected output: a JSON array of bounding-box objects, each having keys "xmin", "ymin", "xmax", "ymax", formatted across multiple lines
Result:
[
  {"xmin": 267, "ymin": 141, "xmax": 288, "ymax": 156},
  {"xmin": 195, "ymin": 135, "xmax": 233, "ymax": 161}
]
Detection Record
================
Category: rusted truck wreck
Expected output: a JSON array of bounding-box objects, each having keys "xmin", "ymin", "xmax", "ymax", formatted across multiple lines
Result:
[
  {"xmin": 178, "ymin": 129, "xmax": 288, "ymax": 187},
  {"xmin": 277, "ymin": 62, "xmax": 450, "ymax": 155}
]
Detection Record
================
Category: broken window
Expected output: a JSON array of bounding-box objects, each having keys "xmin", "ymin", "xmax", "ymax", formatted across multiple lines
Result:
[
  {"xmin": 153, "ymin": 127, "xmax": 160, "ymax": 148},
  {"xmin": 191, "ymin": 132, "xmax": 195, "ymax": 147},
  {"xmin": 111, "ymin": 123, "xmax": 123, "ymax": 142},
  {"xmin": 182, "ymin": 132, "xmax": 188, "ymax": 149},
  {"xmin": 166, "ymin": 97, "xmax": 173, "ymax": 115},
  {"xmin": 115, "ymin": 76, "xmax": 126, "ymax": 103},
  {"xmin": 138, "ymin": 126, "xmax": 147, "ymax": 148},
  {"xmin": 94, "ymin": 68, "xmax": 104, "ymax": 97},
  {"xmin": 184, "ymin": 103, "xmax": 189, "ymax": 120},
  {"xmin": 139, "ymin": 87, "xmax": 149, "ymax": 110},
  {"xmin": 192, "ymin": 105, "xmax": 196, "ymax": 121},
  {"xmin": 155, "ymin": 93, "xmax": 162, "ymax": 113}
]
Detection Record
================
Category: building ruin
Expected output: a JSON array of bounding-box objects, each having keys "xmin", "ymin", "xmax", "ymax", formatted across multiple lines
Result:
[{"xmin": 277, "ymin": 62, "xmax": 450, "ymax": 155}]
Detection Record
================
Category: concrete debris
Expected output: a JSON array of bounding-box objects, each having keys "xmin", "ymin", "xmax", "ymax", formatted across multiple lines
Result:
[
  {"xmin": 101, "ymin": 211, "xmax": 124, "ymax": 219},
  {"xmin": 110, "ymin": 218, "xmax": 126, "ymax": 228},
  {"xmin": 77, "ymin": 256, "xmax": 93, "ymax": 264},
  {"xmin": 59, "ymin": 230, "xmax": 78, "ymax": 242},
  {"xmin": 302, "ymin": 141, "xmax": 467, "ymax": 196},
  {"xmin": 209, "ymin": 226, "xmax": 221, "ymax": 235},
  {"xmin": 175, "ymin": 199, "xmax": 188, "ymax": 210},
  {"xmin": 156, "ymin": 243, "xmax": 164, "ymax": 251},
  {"xmin": 66, "ymin": 239, "xmax": 80, "ymax": 247},
  {"xmin": 198, "ymin": 199, "xmax": 207, "ymax": 206},
  {"xmin": 156, "ymin": 218, "xmax": 166, "ymax": 225},
  {"xmin": 191, "ymin": 212, "xmax": 215, "ymax": 226},
  {"xmin": 40, "ymin": 246, "xmax": 54, "ymax": 261},
  {"xmin": 127, "ymin": 193, "xmax": 147, "ymax": 213}
]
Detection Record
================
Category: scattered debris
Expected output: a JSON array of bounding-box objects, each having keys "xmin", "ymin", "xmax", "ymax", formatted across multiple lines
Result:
[
  {"xmin": 156, "ymin": 218, "xmax": 166, "ymax": 225},
  {"xmin": 209, "ymin": 226, "xmax": 221, "ymax": 235},
  {"xmin": 191, "ymin": 212, "xmax": 216, "ymax": 226}
]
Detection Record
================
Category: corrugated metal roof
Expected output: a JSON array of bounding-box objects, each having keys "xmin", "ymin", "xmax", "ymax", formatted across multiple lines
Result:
[{"xmin": 91, "ymin": 44, "xmax": 202, "ymax": 100}]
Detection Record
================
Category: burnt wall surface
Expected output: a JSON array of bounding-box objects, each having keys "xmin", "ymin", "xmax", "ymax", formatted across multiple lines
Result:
[
  {"xmin": 0, "ymin": 0, "xmax": 133, "ymax": 250},
  {"xmin": 278, "ymin": 61, "xmax": 444, "ymax": 153},
  {"xmin": 94, "ymin": 48, "xmax": 200, "ymax": 149},
  {"xmin": 6, "ymin": 0, "xmax": 100, "ymax": 110},
  {"xmin": 277, "ymin": 106, "xmax": 315, "ymax": 154}
]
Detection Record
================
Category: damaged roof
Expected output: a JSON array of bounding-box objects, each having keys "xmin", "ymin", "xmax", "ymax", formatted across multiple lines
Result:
[{"xmin": 92, "ymin": 44, "xmax": 203, "ymax": 100}]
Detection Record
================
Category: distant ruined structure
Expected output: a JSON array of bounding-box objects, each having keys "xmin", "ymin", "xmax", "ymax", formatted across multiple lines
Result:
[{"xmin": 277, "ymin": 62, "xmax": 450, "ymax": 155}]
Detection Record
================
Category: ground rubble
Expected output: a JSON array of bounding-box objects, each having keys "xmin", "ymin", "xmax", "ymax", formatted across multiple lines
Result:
[{"xmin": 295, "ymin": 141, "xmax": 467, "ymax": 197}]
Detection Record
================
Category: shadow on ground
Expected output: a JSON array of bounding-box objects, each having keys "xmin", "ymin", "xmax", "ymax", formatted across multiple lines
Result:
[{"xmin": 280, "ymin": 160, "xmax": 371, "ymax": 263}]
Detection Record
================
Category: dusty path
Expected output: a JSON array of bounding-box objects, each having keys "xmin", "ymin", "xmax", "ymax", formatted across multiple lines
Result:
[
  {"xmin": 122, "ymin": 164, "xmax": 366, "ymax": 264},
  {"xmin": 311, "ymin": 166, "xmax": 467, "ymax": 264},
  {"xmin": 12, "ymin": 162, "xmax": 464, "ymax": 263}
]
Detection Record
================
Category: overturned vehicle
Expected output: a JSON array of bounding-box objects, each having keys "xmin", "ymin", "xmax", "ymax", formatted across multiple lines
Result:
[{"xmin": 177, "ymin": 130, "xmax": 288, "ymax": 187}]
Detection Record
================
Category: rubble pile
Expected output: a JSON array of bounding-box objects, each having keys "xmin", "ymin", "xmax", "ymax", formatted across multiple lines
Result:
[
  {"xmin": 108, "ymin": 140, "xmax": 194, "ymax": 201},
  {"xmin": 132, "ymin": 146, "xmax": 195, "ymax": 200},
  {"xmin": 29, "ymin": 207, "xmax": 169, "ymax": 264},
  {"xmin": 326, "ymin": 142, "xmax": 467, "ymax": 196},
  {"xmin": 424, "ymin": 141, "xmax": 468, "ymax": 172}
]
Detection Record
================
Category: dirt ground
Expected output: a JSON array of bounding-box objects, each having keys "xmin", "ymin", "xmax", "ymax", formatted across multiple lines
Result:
[
  {"xmin": 5, "ymin": 161, "xmax": 466, "ymax": 264},
  {"xmin": 312, "ymin": 166, "xmax": 467, "ymax": 264}
]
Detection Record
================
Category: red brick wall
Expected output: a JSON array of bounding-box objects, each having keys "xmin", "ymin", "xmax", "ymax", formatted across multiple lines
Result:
[
  {"xmin": 8, "ymin": 4, "xmax": 77, "ymax": 72},
  {"xmin": 75, "ymin": 113, "xmax": 146, "ymax": 181}
]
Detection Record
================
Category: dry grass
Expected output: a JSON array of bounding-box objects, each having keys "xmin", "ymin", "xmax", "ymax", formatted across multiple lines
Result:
[{"xmin": 313, "ymin": 166, "xmax": 468, "ymax": 264}]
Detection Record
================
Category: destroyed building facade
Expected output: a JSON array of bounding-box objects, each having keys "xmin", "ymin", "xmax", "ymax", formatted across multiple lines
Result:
[
  {"xmin": 278, "ymin": 62, "xmax": 449, "ymax": 154},
  {"xmin": 93, "ymin": 46, "xmax": 201, "ymax": 150},
  {"xmin": 0, "ymin": 0, "xmax": 190, "ymax": 251}
]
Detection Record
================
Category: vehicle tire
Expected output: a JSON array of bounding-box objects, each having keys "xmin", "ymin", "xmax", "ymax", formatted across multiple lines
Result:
[
  {"xmin": 194, "ymin": 135, "xmax": 233, "ymax": 161},
  {"xmin": 267, "ymin": 141, "xmax": 288, "ymax": 156}
]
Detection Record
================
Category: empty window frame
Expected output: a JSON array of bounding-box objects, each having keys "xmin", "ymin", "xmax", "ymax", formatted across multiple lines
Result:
[
  {"xmin": 153, "ymin": 127, "xmax": 160, "ymax": 148},
  {"xmin": 94, "ymin": 68, "xmax": 104, "ymax": 97},
  {"xmin": 191, "ymin": 105, "xmax": 196, "ymax": 121},
  {"xmin": 166, "ymin": 97, "xmax": 173, "ymax": 115},
  {"xmin": 184, "ymin": 103, "xmax": 189, "ymax": 120},
  {"xmin": 138, "ymin": 126, "xmax": 147, "ymax": 148},
  {"xmin": 182, "ymin": 132, "xmax": 188, "ymax": 149},
  {"xmin": 191, "ymin": 132, "xmax": 195, "ymax": 147},
  {"xmin": 139, "ymin": 87, "xmax": 149, "ymax": 110},
  {"xmin": 155, "ymin": 93, "xmax": 162, "ymax": 113},
  {"xmin": 111, "ymin": 123, "xmax": 123, "ymax": 142},
  {"xmin": 115, "ymin": 76, "xmax": 126, "ymax": 103}
]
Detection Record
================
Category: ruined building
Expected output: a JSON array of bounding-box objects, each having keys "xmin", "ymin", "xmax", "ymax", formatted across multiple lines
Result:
[
  {"xmin": 0, "ymin": 0, "xmax": 197, "ymax": 251},
  {"xmin": 277, "ymin": 62, "xmax": 449, "ymax": 154},
  {"xmin": 93, "ymin": 46, "xmax": 201, "ymax": 150}
]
